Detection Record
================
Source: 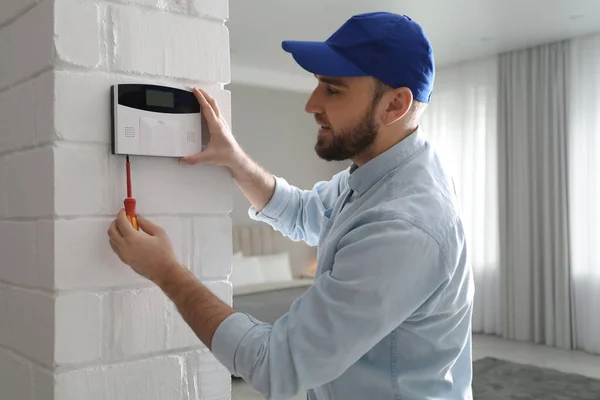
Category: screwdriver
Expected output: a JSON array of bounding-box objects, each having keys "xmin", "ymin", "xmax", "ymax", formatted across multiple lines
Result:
[{"xmin": 124, "ymin": 155, "xmax": 139, "ymax": 230}]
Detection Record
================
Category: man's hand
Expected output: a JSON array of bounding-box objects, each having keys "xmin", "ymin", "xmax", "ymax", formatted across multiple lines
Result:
[
  {"xmin": 107, "ymin": 209, "xmax": 182, "ymax": 284},
  {"xmin": 181, "ymin": 87, "xmax": 276, "ymax": 212},
  {"xmin": 180, "ymin": 88, "xmax": 244, "ymax": 170},
  {"xmin": 107, "ymin": 209, "xmax": 236, "ymax": 351}
]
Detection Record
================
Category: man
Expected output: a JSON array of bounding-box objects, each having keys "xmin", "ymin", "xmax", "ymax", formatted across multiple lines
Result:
[{"xmin": 108, "ymin": 12, "xmax": 474, "ymax": 400}]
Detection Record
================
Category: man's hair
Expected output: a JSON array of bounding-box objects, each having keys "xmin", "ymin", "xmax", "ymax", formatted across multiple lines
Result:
[{"xmin": 373, "ymin": 79, "xmax": 393, "ymax": 103}]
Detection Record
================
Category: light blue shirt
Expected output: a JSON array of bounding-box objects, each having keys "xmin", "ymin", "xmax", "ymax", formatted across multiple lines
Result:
[{"xmin": 212, "ymin": 129, "xmax": 475, "ymax": 400}]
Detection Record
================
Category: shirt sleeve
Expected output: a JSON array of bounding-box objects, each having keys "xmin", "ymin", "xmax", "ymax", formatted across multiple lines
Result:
[
  {"xmin": 247, "ymin": 171, "xmax": 347, "ymax": 246},
  {"xmin": 210, "ymin": 214, "xmax": 454, "ymax": 399}
]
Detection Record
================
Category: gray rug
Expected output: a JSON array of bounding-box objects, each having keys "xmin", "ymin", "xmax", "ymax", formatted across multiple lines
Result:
[{"xmin": 473, "ymin": 357, "xmax": 600, "ymax": 399}]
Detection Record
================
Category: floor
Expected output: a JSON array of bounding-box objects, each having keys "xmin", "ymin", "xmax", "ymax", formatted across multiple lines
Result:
[{"xmin": 231, "ymin": 333, "xmax": 600, "ymax": 400}]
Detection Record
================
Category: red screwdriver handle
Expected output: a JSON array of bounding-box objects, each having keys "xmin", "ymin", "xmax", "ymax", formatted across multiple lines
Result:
[
  {"xmin": 124, "ymin": 197, "xmax": 138, "ymax": 230},
  {"xmin": 124, "ymin": 155, "xmax": 138, "ymax": 230}
]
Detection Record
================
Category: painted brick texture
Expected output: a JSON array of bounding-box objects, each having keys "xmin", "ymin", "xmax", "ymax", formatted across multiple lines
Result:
[{"xmin": 0, "ymin": 0, "xmax": 233, "ymax": 398}]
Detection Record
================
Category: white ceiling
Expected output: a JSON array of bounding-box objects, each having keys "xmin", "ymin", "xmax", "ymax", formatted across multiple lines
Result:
[{"xmin": 227, "ymin": 0, "xmax": 600, "ymax": 91}]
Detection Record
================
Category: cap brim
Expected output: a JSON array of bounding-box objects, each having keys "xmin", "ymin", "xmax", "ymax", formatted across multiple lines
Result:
[{"xmin": 282, "ymin": 40, "xmax": 368, "ymax": 77}]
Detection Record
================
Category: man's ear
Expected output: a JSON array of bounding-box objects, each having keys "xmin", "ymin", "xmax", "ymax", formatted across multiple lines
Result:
[{"xmin": 382, "ymin": 88, "xmax": 413, "ymax": 126}]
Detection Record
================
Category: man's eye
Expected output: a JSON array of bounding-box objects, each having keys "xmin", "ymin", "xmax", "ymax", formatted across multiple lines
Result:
[{"xmin": 326, "ymin": 86, "xmax": 339, "ymax": 95}]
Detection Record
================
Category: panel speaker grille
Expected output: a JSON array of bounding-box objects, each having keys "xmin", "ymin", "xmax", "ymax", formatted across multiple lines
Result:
[{"xmin": 124, "ymin": 126, "xmax": 136, "ymax": 138}]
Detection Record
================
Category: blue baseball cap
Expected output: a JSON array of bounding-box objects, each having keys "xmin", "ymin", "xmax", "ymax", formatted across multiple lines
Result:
[{"xmin": 282, "ymin": 12, "xmax": 435, "ymax": 103}]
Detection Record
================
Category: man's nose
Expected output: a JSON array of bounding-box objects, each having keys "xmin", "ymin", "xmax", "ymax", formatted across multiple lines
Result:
[{"xmin": 305, "ymin": 90, "xmax": 324, "ymax": 114}]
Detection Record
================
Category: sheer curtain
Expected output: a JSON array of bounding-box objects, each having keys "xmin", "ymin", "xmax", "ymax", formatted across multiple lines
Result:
[
  {"xmin": 497, "ymin": 41, "xmax": 573, "ymax": 349},
  {"xmin": 568, "ymin": 33, "xmax": 600, "ymax": 355},
  {"xmin": 420, "ymin": 56, "xmax": 500, "ymax": 334}
]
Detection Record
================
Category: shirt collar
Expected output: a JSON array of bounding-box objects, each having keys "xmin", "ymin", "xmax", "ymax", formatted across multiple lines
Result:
[{"xmin": 348, "ymin": 128, "xmax": 425, "ymax": 196}]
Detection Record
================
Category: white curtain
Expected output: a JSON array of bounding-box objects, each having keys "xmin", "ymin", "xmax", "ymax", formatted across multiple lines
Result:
[
  {"xmin": 568, "ymin": 33, "xmax": 600, "ymax": 355},
  {"xmin": 497, "ymin": 41, "xmax": 573, "ymax": 349},
  {"xmin": 420, "ymin": 56, "xmax": 501, "ymax": 335}
]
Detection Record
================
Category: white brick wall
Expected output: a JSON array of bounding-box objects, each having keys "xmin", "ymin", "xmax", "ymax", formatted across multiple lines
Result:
[
  {"xmin": 53, "ymin": 218, "xmax": 149, "ymax": 289},
  {"xmin": 0, "ymin": 348, "xmax": 55, "ymax": 400},
  {"xmin": 0, "ymin": 157, "xmax": 7, "ymax": 218},
  {"xmin": 111, "ymin": 6, "xmax": 230, "ymax": 82},
  {"xmin": 0, "ymin": 350, "xmax": 32, "ymax": 400},
  {"xmin": 6, "ymin": 147, "xmax": 55, "ymax": 218},
  {"xmin": 191, "ymin": 0, "xmax": 229, "ymax": 21},
  {"xmin": 188, "ymin": 351, "xmax": 233, "ymax": 399},
  {"xmin": 33, "ymin": 367, "xmax": 55, "ymax": 400},
  {"xmin": 111, "ymin": 0, "xmax": 188, "ymax": 14},
  {"xmin": 108, "ymin": 155, "xmax": 233, "ymax": 214},
  {"xmin": 52, "ymin": 71, "xmax": 227, "ymax": 143},
  {"xmin": 5, "ymin": 288, "xmax": 55, "ymax": 366},
  {"xmin": 0, "ymin": 0, "xmax": 233, "ymax": 398},
  {"xmin": 0, "ymin": 0, "xmax": 38, "ymax": 27},
  {"xmin": 112, "ymin": 287, "xmax": 172, "ymax": 357},
  {"xmin": 0, "ymin": 0, "xmax": 54, "ymax": 90},
  {"xmin": 0, "ymin": 284, "xmax": 7, "ymax": 346},
  {"xmin": 0, "ymin": 222, "xmax": 37, "ymax": 286},
  {"xmin": 55, "ymin": 293, "xmax": 104, "ymax": 364},
  {"xmin": 0, "ymin": 81, "xmax": 35, "ymax": 152},
  {"xmin": 55, "ymin": 355, "xmax": 189, "ymax": 400},
  {"xmin": 54, "ymin": 0, "xmax": 103, "ymax": 68},
  {"xmin": 191, "ymin": 217, "xmax": 233, "ymax": 280},
  {"xmin": 32, "ymin": 71, "xmax": 56, "ymax": 146}
]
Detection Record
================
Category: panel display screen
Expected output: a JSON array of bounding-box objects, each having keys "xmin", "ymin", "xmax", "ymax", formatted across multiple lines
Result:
[
  {"xmin": 146, "ymin": 89, "xmax": 174, "ymax": 108},
  {"xmin": 116, "ymin": 84, "xmax": 199, "ymax": 114}
]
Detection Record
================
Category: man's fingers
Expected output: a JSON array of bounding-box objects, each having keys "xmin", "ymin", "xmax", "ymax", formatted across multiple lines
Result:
[
  {"xmin": 199, "ymin": 89, "xmax": 222, "ymax": 119},
  {"xmin": 180, "ymin": 152, "xmax": 207, "ymax": 165},
  {"xmin": 136, "ymin": 214, "xmax": 162, "ymax": 236},
  {"xmin": 108, "ymin": 219, "xmax": 124, "ymax": 244},
  {"xmin": 109, "ymin": 238, "xmax": 119, "ymax": 255},
  {"xmin": 179, "ymin": 154, "xmax": 201, "ymax": 165},
  {"xmin": 116, "ymin": 209, "xmax": 137, "ymax": 238},
  {"xmin": 192, "ymin": 88, "xmax": 218, "ymax": 123},
  {"xmin": 180, "ymin": 147, "xmax": 215, "ymax": 165}
]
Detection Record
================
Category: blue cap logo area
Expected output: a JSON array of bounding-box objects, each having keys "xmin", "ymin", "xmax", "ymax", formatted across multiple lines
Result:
[{"xmin": 282, "ymin": 12, "xmax": 435, "ymax": 103}]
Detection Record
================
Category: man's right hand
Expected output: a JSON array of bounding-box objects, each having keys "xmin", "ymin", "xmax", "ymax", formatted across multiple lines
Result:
[
  {"xmin": 181, "ymin": 87, "xmax": 276, "ymax": 213},
  {"xmin": 180, "ymin": 88, "xmax": 243, "ymax": 171}
]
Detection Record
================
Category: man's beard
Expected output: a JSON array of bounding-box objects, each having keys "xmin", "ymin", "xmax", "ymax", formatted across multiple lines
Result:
[{"xmin": 314, "ymin": 103, "xmax": 379, "ymax": 162}]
